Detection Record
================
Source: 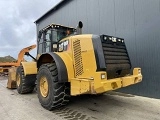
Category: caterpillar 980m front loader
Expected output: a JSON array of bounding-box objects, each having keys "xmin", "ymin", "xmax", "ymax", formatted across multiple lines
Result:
[{"xmin": 15, "ymin": 22, "xmax": 142, "ymax": 110}]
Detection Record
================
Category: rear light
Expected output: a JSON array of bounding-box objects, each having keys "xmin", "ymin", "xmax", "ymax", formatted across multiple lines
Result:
[
  {"xmin": 138, "ymin": 69, "xmax": 141, "ymax": 75},
  {"xmin": 101, "ymin": 73, "xmax": 106, "ymax": 79}
]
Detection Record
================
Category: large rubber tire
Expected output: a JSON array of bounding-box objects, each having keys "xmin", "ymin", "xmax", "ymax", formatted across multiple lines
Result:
[
  {"xmin": 16, "ymin": 66, "xmax": 36, "ymax": 94},
  {"xmin": 37, "ymin": 63, "xmax": 70, "ymax": 110}
]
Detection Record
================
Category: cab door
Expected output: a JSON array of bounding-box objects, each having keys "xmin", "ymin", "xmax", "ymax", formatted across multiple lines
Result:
[{"xmin": 43, "ymin": 30, "xmax": 52, "ymax": 53}]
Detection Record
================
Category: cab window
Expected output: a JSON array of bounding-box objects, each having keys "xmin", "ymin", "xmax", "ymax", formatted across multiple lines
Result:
[
  {"xmin": 38, "ymin": 32, "xmax": 43, "ymax": 54},
  {"xmin": 44, "ymin": 30, "xmax": 51, "ymax": 52}
]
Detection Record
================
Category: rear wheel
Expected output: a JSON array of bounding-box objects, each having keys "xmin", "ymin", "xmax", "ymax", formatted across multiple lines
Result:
[
  {"xmin": 16, "ymin": 66, "xmax": 36, "ymax": 94},
  {"xmin": 37, "ymin": 63, "xmax": 70, "ymax": 110}
]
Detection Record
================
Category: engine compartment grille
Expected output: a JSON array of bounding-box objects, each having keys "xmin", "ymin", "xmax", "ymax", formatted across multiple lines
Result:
[
  {"xmin": 100, "ymin": 35, "xmax": 131, "ymax": 79},
  {"xmin": 73, "ymin": 39, "xmax": 84, "ymax": 76}
]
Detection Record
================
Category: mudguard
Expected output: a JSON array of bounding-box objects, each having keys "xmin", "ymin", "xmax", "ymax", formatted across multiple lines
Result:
[
  {"xmin": 21, "ymin": 62, "xmax": 37, "ymax": 76},
  {"xmin": 37, "ymin": 52, "xmax": 68, "ymax": 83}
]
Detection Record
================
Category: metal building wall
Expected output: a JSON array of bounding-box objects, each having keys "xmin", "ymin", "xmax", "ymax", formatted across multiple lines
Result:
[{"xmin": 36, "ymin": 0, "xmax": 160, "ymax": 98}]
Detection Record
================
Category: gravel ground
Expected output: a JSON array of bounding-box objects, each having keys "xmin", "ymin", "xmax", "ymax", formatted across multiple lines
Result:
[{"xmin": 0, "ymin": 77, "xmax": 160, "ymax": 120}]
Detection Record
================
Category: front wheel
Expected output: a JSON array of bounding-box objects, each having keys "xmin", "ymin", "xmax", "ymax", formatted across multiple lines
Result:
[{"xmin": 37, "ymin": 63, "xmax": 70, "ymax": 110}]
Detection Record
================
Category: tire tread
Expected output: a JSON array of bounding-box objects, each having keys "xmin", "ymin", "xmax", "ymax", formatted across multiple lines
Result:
[{"xmin": 37, "ymin": 63, "xmax": 70, "ymax": 110}]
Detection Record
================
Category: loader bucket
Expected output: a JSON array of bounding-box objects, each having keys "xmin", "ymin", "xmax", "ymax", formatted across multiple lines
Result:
[{"xmin": 7, "ymin": 67, "xmax": 17, "ymax": 89}]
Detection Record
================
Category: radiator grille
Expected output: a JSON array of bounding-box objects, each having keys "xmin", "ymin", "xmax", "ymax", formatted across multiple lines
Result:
[
  {"xmin": 73, "ymin": 40, "xmax": 83, "ymax": 76},
  {"xmin": 101, "ymin": 35, "xmax": 131, "ymax": 79}
]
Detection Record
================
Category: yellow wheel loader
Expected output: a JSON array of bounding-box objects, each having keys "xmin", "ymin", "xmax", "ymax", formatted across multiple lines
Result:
[{"xmin": 15, "ymin": 22, "xmax": 142, "ymax": 110}]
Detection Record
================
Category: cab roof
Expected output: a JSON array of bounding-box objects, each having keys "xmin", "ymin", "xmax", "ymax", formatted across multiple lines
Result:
[{"xmin": 41, "ymin": 23, "xmax": 75, "ymax": 31}]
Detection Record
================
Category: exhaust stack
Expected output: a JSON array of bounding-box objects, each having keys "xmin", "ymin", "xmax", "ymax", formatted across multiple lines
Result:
[{"xmin": 76, "ymin": 21, "xmax": 83, "ymax": 34}]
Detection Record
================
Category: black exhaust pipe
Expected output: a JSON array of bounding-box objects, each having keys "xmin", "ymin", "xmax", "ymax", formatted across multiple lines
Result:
[{"xmin": 76, "ymin": 21, "xmax": 83, "ymax": 34}]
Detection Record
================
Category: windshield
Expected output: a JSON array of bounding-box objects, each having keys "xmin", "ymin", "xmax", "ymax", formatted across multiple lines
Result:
[
  {"xmin": 53, "ymin": 29, "xmax": 74, "ymax": 42},
  {"xmin": 57, "ymin": 30, "xmax": 67, "ymax": 41}
]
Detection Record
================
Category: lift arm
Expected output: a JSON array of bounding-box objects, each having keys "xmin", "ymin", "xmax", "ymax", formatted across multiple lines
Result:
[{"xmin": 0, "ymin": 44, "xmax": 36, "ymax": 67}]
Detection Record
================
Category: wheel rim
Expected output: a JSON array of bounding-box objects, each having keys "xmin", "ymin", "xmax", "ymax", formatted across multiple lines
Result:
[
  {"xmin": 40, "ymin": 76, "xmax": 49, "ymax": 98},
  {"xmin": 16, "ymin": 74, "xmax": 21, "ymax": 87}
]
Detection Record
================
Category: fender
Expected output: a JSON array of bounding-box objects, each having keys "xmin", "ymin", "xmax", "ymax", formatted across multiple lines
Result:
[
  {"xmin": 21, "ymin": 62, "xmax": 37, "ymax": 76},
  {"xmin": 37, "ymin": 52, "xmax": 68, "ymax": 83}
]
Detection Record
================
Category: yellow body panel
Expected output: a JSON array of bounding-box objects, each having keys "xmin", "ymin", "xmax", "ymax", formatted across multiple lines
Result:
[
  {"xmin": 71, "ymin": 35, "xmax": 97, "ymax": 78},
  {"xmin": 71, "ymin": 68, "xmax": 142, "ymax": 95},
  {"xmin": 21, "ymin": 62, "xmax": 37, "ymax": 76},
  {"xmin": 54, "ymin": 35, "xmax": 97, "ymax": 82},
  {"xmin": 71, "ymin": 79, "xmax": 91, "ymax": 95},
  {"xmin": 55, "ymin": 52, "xmax": 74, "ymax": 82},
  {"xmin": 56, "ymin": 35, "xmax": 142, "ymax": 95},
  {"xmin": 7, "ymin": 67, "xmax": 17, "ymax": 88}
]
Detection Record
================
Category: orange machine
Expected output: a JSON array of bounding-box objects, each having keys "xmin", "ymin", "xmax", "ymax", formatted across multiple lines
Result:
[
  {"xmin": 0, "ymin": 45, "xmax": 36, "ymax": 88},
  {"xmin": 0, "ymin": 44, "xmax": 36, "ymax": 67}
]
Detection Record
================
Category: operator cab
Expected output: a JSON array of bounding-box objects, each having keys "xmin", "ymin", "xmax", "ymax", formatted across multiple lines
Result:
[{"xmin": 37, "ymin": 23, "xmax": 75, "ymax": 54}]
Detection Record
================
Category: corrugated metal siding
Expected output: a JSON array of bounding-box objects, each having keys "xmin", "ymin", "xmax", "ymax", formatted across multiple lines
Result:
[
  {"xmin": 99, "ymin": 0, "xmax": 115, "ymax": 36},
  {"xmin": 36, "ymin": 0, "xmax": 160, "ymax": 98},
  {"xmin": 119, "ymin": 0, "xmax": 160, "ymax": 98}
]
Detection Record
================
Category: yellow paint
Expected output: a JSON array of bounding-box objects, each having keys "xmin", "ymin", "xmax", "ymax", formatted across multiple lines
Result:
[
  {"xmin": 16, "ymin": 73, "xmax": 21, "ymax": 87},
  {"xmin": 10, "ymin": 68, "xmax": 16, "ymax": 81},
  {"xmin": 40, "ymin": 76, "xmax": 49, "ymax": 98},
  {"xmin": 71, "ymin": 78, "xmax": 90, "ymax": 96},
  {"xmin": 70, "ymin": 68, "xmax": 142, "ymax": 95},
  {"xmin": 56, "ymin": 34, "xmax": 98, "ymax": 81},
  {"xmin": 133, "ymin": 68, "xmax": 141, "ymax": 75},
  {"xmin": 55, "ymin": 52, "xmax": 74, "ymax": 82},
  {"xmin": 71, "ymin": 34, "xmax": 97, "ymax": 78},
  {"xmin": 55, "ymin": 36, "xmax": 75, "ymax": 82},
  {"xmin": 7, "ymin": 67, "xmax": 17, "ymax": 89},
  {"xmin": 55, "ymin": 34, "xmax": 142, "ymax": 95},
  {"xmin": 21, "ymin": 62, "xmax": 37, "ymax": 76}
]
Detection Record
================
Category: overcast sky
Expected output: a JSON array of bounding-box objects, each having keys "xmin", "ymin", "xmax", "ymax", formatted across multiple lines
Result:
[{"xmin": 0, "ymin": 0, "xmax": 60, "ymax": 59}]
